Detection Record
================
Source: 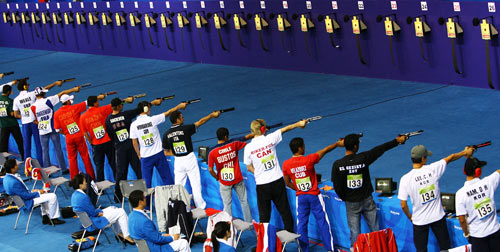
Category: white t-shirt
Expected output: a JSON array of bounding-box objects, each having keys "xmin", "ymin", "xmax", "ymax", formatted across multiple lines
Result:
[
  {"xmin": 456, "ymin": 172, "xmax": 500, "ymax": 238},
  {"xmin": 13, "ymin": 90, "xmax": 37, "ymax": 124},
  {"xmin": 130, "ymin": 114, "xmax": 165, "ymax": 158},
  {"xmin": 31, "ymin": 95, "xmax": 60, "ymax": 136},
  {"xmin": 243, "ymin": 130, "xmax": 283, "ymax": 185},
  {"xmin": 398, "ymin": 159, "xmax": 447, "ymax": 225}
]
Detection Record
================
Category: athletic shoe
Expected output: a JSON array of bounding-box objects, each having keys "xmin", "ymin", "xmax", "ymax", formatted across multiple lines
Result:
[
  {"xmin": 42, "ymin": 215, "xmax": 50, "ymax": 224},
  {"xmin": 51, "ymin": 218, "xmax": 66, "ymax": 225}
]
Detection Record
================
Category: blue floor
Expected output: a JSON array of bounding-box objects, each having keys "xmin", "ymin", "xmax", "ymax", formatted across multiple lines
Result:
[{"xmin": 1, "ymin": 47, "xmax": 499, "ymax": 251}]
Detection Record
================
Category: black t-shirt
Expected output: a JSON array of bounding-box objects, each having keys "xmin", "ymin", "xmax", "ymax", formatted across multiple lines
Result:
[
  {"xmin": 331, "ymin": 139, "xmax": 398, "ymax": 202},
  {"xmin": 105, "ymin": 109, "xmax": 140, "ymax": 147},
  {"xmin": 162, "ymin": 124, "xmax": 196, "ymax": 157}
]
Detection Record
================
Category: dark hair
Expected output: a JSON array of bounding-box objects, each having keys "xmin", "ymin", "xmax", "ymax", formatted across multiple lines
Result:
[
  {"xmin": 2, "ymin": 85, "xmax": 12, "ymax": 94},
  {"xmin": 289, "ymin": 137, "xmax": 304, "ymax": 154},
  {"xmin": 87, "ymin": 96, "xmax": 98, "ymax": 107},
  {"xmin": 3, "ymin": 159, "xmax": 17, "ymax": 173},
  {"xmin": 129, "ymin": 190, "xmax": 145, "ymax": 208},
  {"xmin": 137, "ymin": 101, "xmax": 150, "ymax": 114},
  {"xmin": 411, "ymin": 157, "xmax": 423, "ymax": 164},
  {"xmin": 169, "ymin": 110, "xmax": 182, "ymax": 123},
  {"xmin": 344, "ymin": 134, "xmax": 360, "ymax": 151},
  {"xmin": 17, "ymin": 79, "xmax": 28, "ymax": 91},
  {"xmin": 216, "ymin": 128, "xmax": 229, "ymax": 141},
  {"xmin": 68, "ymin": 173, "xmax": 85, "ymax": 190},
  {"xmin": 110, "ymin": 98, "xmax": 122, "ymax": 108},
  {"xmin": 211, "ymin": 222, "xmax": 231, "ymax": 252}
]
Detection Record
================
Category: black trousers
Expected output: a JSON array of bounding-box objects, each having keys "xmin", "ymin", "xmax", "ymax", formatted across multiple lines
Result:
[
  {"xmin": 114, "ymin": 142, "xmax": 141, "ymax": 200},
  {"xmin": 0, "ymin": 125, "xmax": 24, "ymax": 159},
  {"xmin": 256, "ymin": 178, "xmax": 294, "ymax": 232},
  {"xmin": 413, "ymin": 216, "xmax": 450, "ymax": 252},
  {"xmin": 92, "ymin": 141, "xmax": 116, "ymax": 182},
  {"xmin": 470, "ymin": 229, "xmax": 500, "ymax": 252}
]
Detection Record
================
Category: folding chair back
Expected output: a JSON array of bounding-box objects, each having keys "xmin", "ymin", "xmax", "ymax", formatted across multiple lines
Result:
[
  {"xmin": 31, "ymin": 159, "xmax": 42, "ymax": 169},
  {"xmin": 74, "ymin": 211, "xmax": 94, "ymax": 229},
  {"xmin": 39, "ymin": 168, "xmax": 51, "ymax": 185},
  {"xmin": 120, "ymin": 179, "xmax": 147, "ymax": 197},
  {"xmin": 134, "ymin": 239, "xmax": 151, "ymax": 252},
  {"xmin": 11, "ymin": 195, "xmax": 25, "ymax": 208},
  {"xmin": 0, "ymin": 155, "xmax": 6, "ymax": 166}
]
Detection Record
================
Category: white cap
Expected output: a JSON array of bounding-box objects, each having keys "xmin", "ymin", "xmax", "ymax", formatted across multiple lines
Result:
[{"xmin": 60, "ymin": 94, "xmax": 74, "ymax": 103}]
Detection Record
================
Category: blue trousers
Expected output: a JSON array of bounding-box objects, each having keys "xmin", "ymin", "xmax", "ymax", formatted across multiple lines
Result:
[
  {"xmin": 22, "ymin": 123, "xmax": 43, "ymax": 166},
  {"xmin": 40, "ymin": 132, "xmax": 67, "ymax": 171},
  {"xmin": 140, "ymin": 151, "xmax": 174, "ymax": 188},
  {"xmin": 296, "ymin": 194, "xmax": 335, "ymax": 252}
]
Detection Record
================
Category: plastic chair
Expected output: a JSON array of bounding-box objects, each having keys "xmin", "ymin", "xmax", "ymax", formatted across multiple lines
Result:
[
  {"xmin": 276, "ymin": 230, "xmax": 302, "ymax": 252},
  {"xmin": 119, "ymin": 179, "xmax": 153, "ymax": 218},
  {"xmin": 134, "ymin": 239, "xmax": 151, "ymax": 252},
  {"xmin": 74, "ymin": 211, "xmax": 125, "ymax": 252},
  {"xmin": 11, "ymin": 195, "xmax": 53, "ymax": 234},
  {"xmin": 233, "ymin": 219, "xmax": 254, "ymax": 247},
  {"xmin": 39, "ymin": 166, "xmax": 70, "ymax": 199},
  {"xmin": 30, "ymin": 158, "xmax": 61, "ymax": 190},
  {"xmin": 94, "ymin": 180, "xmax": 116, "ymax": 204},
  {"xmin": 189, "ymin": 208, "xmax": 208, "ymax": 245}
]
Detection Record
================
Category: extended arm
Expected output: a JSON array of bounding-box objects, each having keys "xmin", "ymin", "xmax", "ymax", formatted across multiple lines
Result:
[
  {"xmin": 194, "ymin": 110, "xmax": 221, "ymax": 128},
  {"xmin": 279, "ymin": 120, "xmax": 307, "ymax": 134},
  {"xmin": 317, "ymin": 139, "xmax": 344, "ymax": 160},
  {"xmin": 443, "ymin": 146, "xmax": 474, "ymax": 164},
  {"xmin": 57, "ymin": 86, "xmax": 80, "ymax": 98},
  {"xmin": 44, "ymin": 80, "xmax": 63, "ymax": 90},
  {"xmin": 163, "ymin": 102, "xmax": 187, "ymax": 117}
]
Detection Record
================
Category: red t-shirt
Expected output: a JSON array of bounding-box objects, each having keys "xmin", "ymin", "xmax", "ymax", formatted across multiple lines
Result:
[
  {"xmin": 53, "ymin": 102, "xmax": 87, "ymax": 140},
  {"xmin": 79, "ymin": 104, "xmax": 112, "ymax": 145},
  {"xmin": 282, "ymin": 153, "xmax": 321, "ymax": 196},
  {"xmin": 208, "ymin": 141, "xmax": 246, "ymax": 186}
]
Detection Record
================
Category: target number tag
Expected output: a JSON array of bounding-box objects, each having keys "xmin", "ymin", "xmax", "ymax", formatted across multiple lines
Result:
[
  {"xmin": 239, "ymin": 1, "xmax": 244, "ymax": 9},
  {"xmin": 93, "ymin": 126, "xmax": 105, "ymax": 139},
  {"xmin": 93, "ymin": 2, "xmax": 97, "ymax": 9},
  {"xmin": 106, "ymin": 2, "xmax": 110, "ymax": 8},
  {"xmin": 296, "ymin": 177, "xmax": 312, "ymax": 192},
  {"xmin": 488, "ymin": 2, "xmax": 496, "ymax": 12},
  {"xmin": 260, "ymin": 155, "xmax": 276, "ymax": 170},
  {"xmin": 67, "ymin": 122, "xmax": 80, "ymax": 135},
  {"xmin": 200, "ymin": 1, "xmax": 205, "ymax": 9},
  {"xmin": 453, "ymin": 2, "xmax": 460, "ymax": 12},
  {"xmin": 0, "ymin": 107, "xmax": 7, "ymax": 117},
  {"xmin": 332, "ymin": 1, "xmax": 338, "ymax": 10},
  {"xmin": 219, "ymin": 1, "xmax": 224, "ymax": 8},
  {"xmin": 38, "ymin": 120, "xmax": 49, "ymax": 131},
  {"xmin": 357, "ymin": 1, "xmax": 364, "ymax": 10},
  {"xmin": 260, "ymin": 1, "xmax": 266, "ymax": 9},
  {"xmin": 347, "ymin": 174, "xmax": 363, "ymax": 189},
  {"xmin": 283, "ymin": 1, "xmax": 288, "ymax": 9},
  {"xmin": 166, "ymin": 1, "xmax": 170, "ymax": 9},
  {"xmin": 172, "ymin": 141, "xmax": 187, "ymax": 154},
  {"xmin": 116, "ymin": 129, "xmax": 129, "ymax": 142},
  {"xmin": 80, "ymin": 2, "xmax": 84, "ymax": 8},
  {"xmin": 475, "ymin": 198, "xmax": 494, "ymax": 219},
  {"xmin": 420, "ymin": 1, "xmax": 428, "ymax": 11},
  {"xmin": 220, "ymin": 168, "xmax": 234, "ymax": 181},
  {"xmin": 419, "ymin": 184, "xmax": 437, "ymax": 204}
]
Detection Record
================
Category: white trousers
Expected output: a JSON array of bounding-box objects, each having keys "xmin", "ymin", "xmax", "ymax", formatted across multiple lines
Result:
[
  {"xmin": 174, "ymin": 153, "xmax": 206, "ymax": 209},
  {"xmin": 33, "ymin": 193, "xmax": 60, "ymax": 219},
  {"xmin": 102, "ymin": 206, "xmax": 129, "ymax": 237},
  {"xmin": 169, "ymin": 239, "xmax": 191, "ymax": 252}
]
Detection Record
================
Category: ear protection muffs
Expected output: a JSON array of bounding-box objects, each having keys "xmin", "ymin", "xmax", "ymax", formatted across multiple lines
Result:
[
  {"xmin": 258, "ymin": 120, "xmax": 266, "ymax": 134},
  {"xmin": 143, "ymin": 105, "xmax": 149, "ymax": 113},
  {"xmin": 463, "ymin": 158, "xmax": 482, "ymax": 178}
]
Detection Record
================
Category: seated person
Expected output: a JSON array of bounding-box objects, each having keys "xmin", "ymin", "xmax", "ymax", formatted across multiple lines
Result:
[
  {"xmin": 211, "ymin": 222, "xmax": 236, "ymax": 252},
  {"xmin": 69, "ymin": 174, "xmax": 133, "ymax": 244},
  {"xmin": 2, "ymin": 159, "xmax": 65, "ymax": 224},
  {"xmin": 128, "ymin": 190, "xmax": 190, "ymax": 252}
]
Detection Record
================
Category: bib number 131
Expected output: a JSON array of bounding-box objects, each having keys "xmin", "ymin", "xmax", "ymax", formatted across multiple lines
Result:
[{"xmin": 261, "ymin": 155, "xmax": 276, "ymax": 170}]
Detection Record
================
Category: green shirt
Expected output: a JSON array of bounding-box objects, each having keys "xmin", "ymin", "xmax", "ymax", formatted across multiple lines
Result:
[{"xmin": 0, "ymin": 95, "xmax": 18, "ymax": 128}]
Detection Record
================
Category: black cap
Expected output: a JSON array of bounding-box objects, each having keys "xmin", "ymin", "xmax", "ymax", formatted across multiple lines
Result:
[
  {"xmin": 111, "ymin": 98, "xmax": 122, "ymax": 107},
  {"xmin": 464, "ymin": 157, "xmax": 487, "ymax": 176}
]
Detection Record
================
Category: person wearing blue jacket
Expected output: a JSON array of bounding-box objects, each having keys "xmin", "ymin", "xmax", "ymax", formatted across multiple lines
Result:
[
  {"xmin": 128, "ymin": 190, "xmax": 190, "ymax": 252},
  {"xmin": 211, "ymin": 221, "xmax": 236, "ymax": 252},
  {"xmin": 69, "ymin": 174, "xmax": 133, "ymax": 244},
  {"xmin": 2, "ymin": 159, "xmax": 65, "ymax": 224}
]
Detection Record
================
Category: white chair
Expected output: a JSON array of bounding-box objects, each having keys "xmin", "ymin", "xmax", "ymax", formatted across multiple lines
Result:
[
  {"xmin": 276, "ymin": 230, "xmax": 302, "ymax": 252},
  {"xmin": 134, "ymin": 239, "xmax": 151, "ymax": 252},
  {"xmin": 39, "ymin": 166, "xmax": 70, "ymax": 199},
  {"xmin": 189, "ymin": 207, "xmax": 208, "ymax": 245},
  {"xmin": 74, "ymin": 211, "xmax": 125, "ymax": 252},
  {"xmin": 11, "ymin": 195, "xmax": 53, "ymax": 234},
  {"xmin": 233, "ymin": 218, "xmax": 254, "ymax": 248},
  {"xmin": 94, "ymin": 180, "xmax": 116, "ymax": 204}
]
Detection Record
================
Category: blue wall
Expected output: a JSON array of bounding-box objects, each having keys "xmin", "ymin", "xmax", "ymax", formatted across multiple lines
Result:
[{"xmin": 0, "ymin": 0, "xmax": 499, "ymax": 89}]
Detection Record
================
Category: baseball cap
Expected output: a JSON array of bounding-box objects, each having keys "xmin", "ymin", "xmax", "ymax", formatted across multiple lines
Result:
[
  {"xmin": 111, "ymin": 98, "xmax": 123, "ymax": 107},
  {"xmin": 411, "ymin": 145, "xmax": 433, "ymax": 159},
  {"xmin": 60, "ymin": 94, "xmax": 74, "ymax": 103},
  {"xmin": 34, "ymin": 87, "xmax": 48, "ymax": 96},
  {"xmin": 464, "ymin": 157, "xmax": 487, "ymax": 176}
]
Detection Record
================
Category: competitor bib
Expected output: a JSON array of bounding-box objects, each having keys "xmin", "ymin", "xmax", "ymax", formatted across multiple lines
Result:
[
  {"xmin": 261, "ymin": 155, "xmax": 276, "ymax": 170},
  {"xmin": 419, "ymin": 184, "xmax": 437, "ymax": 204},
  {"xmin": 116, "ymin": 129, "xmax": 129, "ymax": 142},
  {"xmin": 93, "ymin": 125, "xmax": 105, "ymax": 139},
  {"xmin": 347, "ymin": 174, "xmax": 363, "ymax": 189},
  {"xmin": 173, "ymin": 141, "xmax": 187, "ymax": 154},
  {"xmin": 38, "ymin": 120, "xmax": 49, "ymax": 130},
  {"xmin": 475, "ymin": 197, "xmax": 494, "ymax": 219},
  {"xmin": 295, "ymin": 177, "xmax": 312, "ymax": 192},
  {"xmin": 0, "ymin": 107, "xmax": 7, "ymax": 117},
  {"xmin": 22, "ymin": 107, "xmax": 30, "ymax": 117},
  {"xmin": 220, "ymin": 168, "xmax": 234, "ymax": 182},
  {"xmin": 67, "ymin": 122, "xmax": 80, "ymax": 135},
  {"xmin": 141, "ymin": 133, "xmax": 154, "ymax": 147}
]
